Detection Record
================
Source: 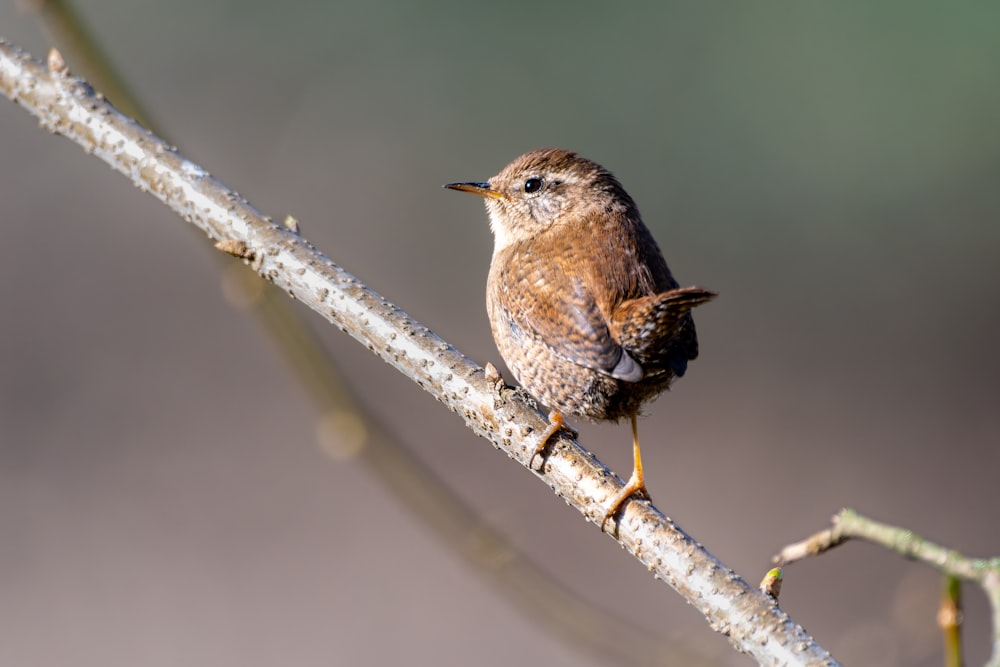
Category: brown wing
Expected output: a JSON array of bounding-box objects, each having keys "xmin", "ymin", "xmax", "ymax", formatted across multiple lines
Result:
[{"xmin": 491, "ymin": 242, "xmax": 641, "ymax": 382}]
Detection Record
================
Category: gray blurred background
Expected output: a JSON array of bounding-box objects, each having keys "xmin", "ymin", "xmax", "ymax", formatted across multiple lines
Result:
[{"xmin": 2, "ymin": 2, "xmax": 999, "ymax": 666}]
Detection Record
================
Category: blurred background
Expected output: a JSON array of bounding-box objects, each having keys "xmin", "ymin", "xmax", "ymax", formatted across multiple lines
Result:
[{"xmin": 2, "ymin": 2, "xmax": 999, "ymax": 666}]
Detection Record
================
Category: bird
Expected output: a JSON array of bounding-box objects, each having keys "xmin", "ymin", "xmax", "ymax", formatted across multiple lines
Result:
[{"xmin": 445, "ymin": 148, "xmax": 715, "ymax": 531}]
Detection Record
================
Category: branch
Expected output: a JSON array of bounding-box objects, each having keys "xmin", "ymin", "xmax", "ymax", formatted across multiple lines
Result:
[
  {"xmin": 940, "ymin": 576, "xmax": 963, "ymax": 667},
  {"xmin": 776, "ymin": 508, "xmax": 1000, "ymax": 666},
  {"xmin": 16, "ymin": 3, "xmax": 694, "ymax": 661},
  {"xmin": 0, "ymin": 39, "xmax": 838, "ymax": 666}
]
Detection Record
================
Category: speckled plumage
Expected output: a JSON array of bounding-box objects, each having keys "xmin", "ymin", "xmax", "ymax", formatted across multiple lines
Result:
[
  {"xmin": 446, "ymin": 148, "xmax": 715, "ymax": 528},
  {"xmin": 449, "ymin": 148, "xmax": 713, "ymax": 421}
]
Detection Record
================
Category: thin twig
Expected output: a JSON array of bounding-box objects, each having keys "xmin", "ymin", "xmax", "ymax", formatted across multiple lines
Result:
[
  {"xmin": 776, "ymin": 508, "xmax": 1000, "ymax": 666},
  {"xmin": 939, "ymin": 576, "xmax": 963, "ymax": 667},
  {"xmin": 0, "ymin": 40, "xmax": 838, "ymax": 665}
]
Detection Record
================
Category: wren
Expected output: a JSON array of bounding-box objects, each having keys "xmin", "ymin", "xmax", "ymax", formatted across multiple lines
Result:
[{"xmin": 445, "ymin": 148, "xmax": 715, "ymax": 531}]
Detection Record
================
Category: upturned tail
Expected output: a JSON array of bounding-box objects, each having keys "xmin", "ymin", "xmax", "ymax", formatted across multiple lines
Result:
[{"xmin": 613, "ymin": 286, "xmax": 717, "ymax": 377}]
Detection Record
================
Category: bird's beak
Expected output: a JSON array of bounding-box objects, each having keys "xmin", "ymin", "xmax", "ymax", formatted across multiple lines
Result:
[{"xmin": 443, "ymin": 181, "xmax": 504, "ymax": 200}]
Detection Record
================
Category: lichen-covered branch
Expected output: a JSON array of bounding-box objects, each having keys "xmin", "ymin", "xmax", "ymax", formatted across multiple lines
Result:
[
  {"xmin": 0, "ymin": 39, "xmax": 838, "ymax": 666},
  {"xmin": 776, "ymin": 508, "xmax": 1000, "ymax": 666}
]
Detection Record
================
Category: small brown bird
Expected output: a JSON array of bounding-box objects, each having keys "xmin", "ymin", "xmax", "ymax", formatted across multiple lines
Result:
[{"xmin": 445, "ymin": 148, "xmax": 715, "ymax": 530}]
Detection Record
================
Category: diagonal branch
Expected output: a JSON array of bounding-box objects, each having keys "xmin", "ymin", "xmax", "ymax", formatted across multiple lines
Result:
[
  {"xmin": 19, "ymin": 2, "xmax": 688, "ymax": 661},
  {"xmin": 0, "ymin": 39, "xmax": 838, "ymax": 666}
]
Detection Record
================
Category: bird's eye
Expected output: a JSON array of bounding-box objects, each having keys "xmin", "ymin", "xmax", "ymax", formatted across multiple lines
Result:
[{"xmin": 523, "ymin": 177, "xmax": 543, "ymax": 193}]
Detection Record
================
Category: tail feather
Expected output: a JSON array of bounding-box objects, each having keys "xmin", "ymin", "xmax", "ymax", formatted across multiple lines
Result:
[{"xmin": 613, "ymin": 287, "xmax": 716, "ymax": 373}]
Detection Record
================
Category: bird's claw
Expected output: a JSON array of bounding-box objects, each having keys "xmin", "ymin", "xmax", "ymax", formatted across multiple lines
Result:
[{"xmin": 529, "ymin": 412, "xmax": 577, "ymax": 471}]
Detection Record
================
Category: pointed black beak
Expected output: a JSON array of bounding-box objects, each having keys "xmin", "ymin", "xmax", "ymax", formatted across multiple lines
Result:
[{"xmin": 443, "ymin": 181, "xmax": 504, "ymax": 200}]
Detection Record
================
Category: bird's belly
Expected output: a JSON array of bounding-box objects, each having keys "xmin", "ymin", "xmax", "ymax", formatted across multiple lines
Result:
[{"xmin": 490, "ymin": 313, "xmax": 672, "ymax": 422}]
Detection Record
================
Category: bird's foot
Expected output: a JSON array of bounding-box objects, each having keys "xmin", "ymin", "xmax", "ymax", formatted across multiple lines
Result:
[
  {"xmin": 600, "ymin": 472, "xmax": 650, "ymax": 535},
  {"xmin": 529, "ymin": 411, "xmax": 578, "ymax": 471}
]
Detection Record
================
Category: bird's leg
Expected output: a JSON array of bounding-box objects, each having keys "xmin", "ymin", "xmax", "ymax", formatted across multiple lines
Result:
[
  {"xmin": 601, "ymin": 412, "xmax": 650, "ymax": 533},
  {"xmin": 529, "ymin": 411, "xmax": 579, "ymax": 471}
]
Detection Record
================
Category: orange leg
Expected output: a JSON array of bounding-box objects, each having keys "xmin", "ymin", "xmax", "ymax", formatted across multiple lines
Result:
[
  {"xmin": 529, "ymin": 411, "xmax": 578, "ymax": 470},
  {"xmin": 601, "ymin": 412, "xmax": 650, "ymax": 533}
]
